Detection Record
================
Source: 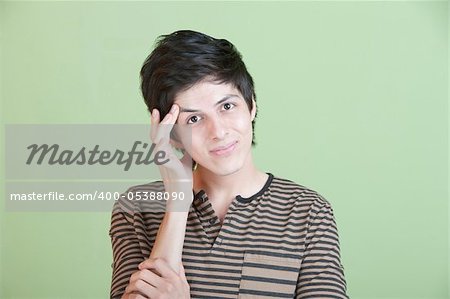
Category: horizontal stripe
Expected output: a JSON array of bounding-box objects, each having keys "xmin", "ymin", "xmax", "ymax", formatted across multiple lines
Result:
[
  {"xmin": 239, "ymin": 288, "xmax": 293, "ymax": 298},
  {"xmin": 241, "ymin": 275, "xmax": 297, "ymax": 285},
  {"xmin": 109, "ymin": 175, "xmax": 348, "ymax": 298}
]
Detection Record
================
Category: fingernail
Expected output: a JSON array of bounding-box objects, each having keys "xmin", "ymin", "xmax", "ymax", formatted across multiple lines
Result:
[
  {"xmin": 151, "ymin": 109, "xmax": 156, "ymax": 117},
  {"xmin": 170, "ymin": 105, "xmax": 177, "ymax": 113}
]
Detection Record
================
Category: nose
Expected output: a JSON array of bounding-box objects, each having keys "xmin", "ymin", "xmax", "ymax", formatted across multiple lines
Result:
[{"xmin": 208, "ymin": 116, "xmax": 228, "ymax": 141}]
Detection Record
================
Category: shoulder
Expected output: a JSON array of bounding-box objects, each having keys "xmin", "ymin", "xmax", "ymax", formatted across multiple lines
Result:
[{"xmin": 269, "ymin": 175, "xmax": 333, "ymax": 211}]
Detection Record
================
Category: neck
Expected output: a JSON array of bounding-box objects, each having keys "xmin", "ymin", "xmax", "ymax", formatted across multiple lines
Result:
[
  {"xmin": 192, "ymin": 152, "xmax": 268, "ymax": 222},
  {"xmin": 193, "ymin": 156, "xmax": 267, "ymax": 205}
]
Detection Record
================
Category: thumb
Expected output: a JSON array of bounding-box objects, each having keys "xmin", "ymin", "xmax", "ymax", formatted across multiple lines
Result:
[
  {"xmin": 179, "ymin": 263, "xmax": 188, "ymax": 280},
  {"xmin": 180, "ymin": 151, "xmax": 193, "ymax": 167}
]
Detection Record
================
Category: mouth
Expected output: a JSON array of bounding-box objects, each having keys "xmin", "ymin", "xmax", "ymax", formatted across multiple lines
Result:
[{"xmin": 210, "ymin": 141, "xmax": 238, "ymax": 156}]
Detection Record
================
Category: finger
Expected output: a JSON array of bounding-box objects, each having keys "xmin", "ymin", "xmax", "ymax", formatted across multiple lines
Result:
[
  {"xmin": 179, "ymin": 151, "xmax": 194, "ymax": 177},
  {"xmin": 124, "ymin": 279, "xmax": 156, "ymax": 299},
  {"xmin": 179, "ymin": 263, "xmax": 184, "ymax": 275},
  {"xmin": 169, "ymin": 138, "xmax": 184, "ymax": 150},
  {"xmin": 153, "ymin": 258, "xmax": 180, "ymax": 279},
  {"xmin": 129, "ymin": 269, "xmax": 164, "ymax": 288},
  {"xmin": 154, "ymin": 105, "xmax": 179, "ymax": 144},
  {"xmin": 139, "ymin": 258, "xmax": 178, "ymax": 280},
  {"xmin": 180, "ymin": 151, "xmax": 193, "ymax": 169},
  {"xmin": 160, "ymin": 104, "xmax": 179, "ymax": 125},
  {"xmin": 138, "ymin": 258, "xmax": 158, "ymax": 272},
  {"xmin": 179, "ymin": 264, "xmax": 190, "ymax": 293},
  {"xmin": 179, "ymin": 264, "xmax": 187, "ymax": 282},
  {"xmin": 150, "ymin": 109, "xmax": 160, "ymax": 142},
  {"xmin": 154, "ymin": 121, "xmax": 173, "ymax": 145},
  {"xmin": 173, "ymin": 124, "xmax": 192, "ymax": 153},
  {"xmin": 123, "ymin": 292, "xmax": 147, "ymax": 299},
  {"xmin": 154, "ymin": 138, "xmax": 182, "ymax": 172},
  {"xmin": 159, "ymin": 166, "xmax": 171, "ymax": 186}
]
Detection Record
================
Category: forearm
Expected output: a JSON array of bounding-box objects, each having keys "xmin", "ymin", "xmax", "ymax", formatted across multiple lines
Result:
[
  {"xmin": 147, "ymin": 104, "xmax": 194, "ymax": 273},
  {"xmin": 149, "ymin": 210, "xmax": 189, "ymax": 272}
]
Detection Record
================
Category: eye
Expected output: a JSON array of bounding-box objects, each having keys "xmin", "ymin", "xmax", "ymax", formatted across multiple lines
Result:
[
  {"xmin": 187, "ymin": 115, "xmax": 201, "ymax": 124},
  {"xmin": 223, "ymin": 102, "xmax": 235, "ymax": 111}
]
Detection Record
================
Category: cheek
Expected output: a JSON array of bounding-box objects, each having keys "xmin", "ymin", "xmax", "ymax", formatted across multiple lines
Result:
[{"xmin": 232, "ymin": 116, "xmax": 253, "ymax": 134}]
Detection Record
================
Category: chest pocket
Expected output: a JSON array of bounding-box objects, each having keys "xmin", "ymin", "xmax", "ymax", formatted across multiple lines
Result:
[{"xmin": 238, "ymin": 252, "xmax": 301, "ymax": 298}]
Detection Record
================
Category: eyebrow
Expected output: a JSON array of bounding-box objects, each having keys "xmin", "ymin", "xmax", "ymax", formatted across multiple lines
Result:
[{"xmin": 179, "ymin": 94, "xmax": 240, "ymax": 113}]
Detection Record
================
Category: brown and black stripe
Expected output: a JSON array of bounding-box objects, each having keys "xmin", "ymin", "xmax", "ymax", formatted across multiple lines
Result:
[{"xmin": 109, "ymin": 174, "xmax": 348, "ymax": 298}]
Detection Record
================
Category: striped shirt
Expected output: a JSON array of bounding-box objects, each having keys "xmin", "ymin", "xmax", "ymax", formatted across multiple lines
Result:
[{"xmin": 109, "ymin": 174, "xmax": 348, "ymax": 298}]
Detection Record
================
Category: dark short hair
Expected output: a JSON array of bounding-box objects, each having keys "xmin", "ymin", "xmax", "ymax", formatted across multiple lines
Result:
[{"xmin": 140, "ymin": 30, "xmax": 257, "ymax": 144}]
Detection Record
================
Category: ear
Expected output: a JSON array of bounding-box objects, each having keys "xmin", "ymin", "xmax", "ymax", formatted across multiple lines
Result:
[{"xmin": 250, "ymin": 99, "xmax": 257, "ymax": 121}]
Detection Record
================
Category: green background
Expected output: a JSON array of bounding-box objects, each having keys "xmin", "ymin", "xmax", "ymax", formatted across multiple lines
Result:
[{"xmin": 1, "ymin": 1, "xmax": 448, "ymax": 298}]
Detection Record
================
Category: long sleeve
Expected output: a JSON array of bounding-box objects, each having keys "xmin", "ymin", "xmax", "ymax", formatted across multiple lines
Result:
[
  {"xmin": 295, "ymin": 200, "xmax": 348, "ymax": 298},
  {"xmin": 109, "ymin": 202, "xmax": 146, "ymax": 299},
  {"xmin": 109, "ymin": 182, "xmax": 166, "ymax": 298}
]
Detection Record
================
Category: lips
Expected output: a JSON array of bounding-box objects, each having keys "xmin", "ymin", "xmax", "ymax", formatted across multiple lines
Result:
[{"xmin": 210, "ymin": 141, "xmax": 238, "ymax": 156}]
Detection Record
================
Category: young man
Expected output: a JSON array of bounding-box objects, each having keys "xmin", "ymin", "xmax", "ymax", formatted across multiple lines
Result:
[{"xmin": 110, "ymin": 30, "xmax": 348, "ymax": 299}]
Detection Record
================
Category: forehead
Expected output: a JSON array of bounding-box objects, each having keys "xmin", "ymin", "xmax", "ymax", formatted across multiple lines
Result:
[{"xmin": 174, "ymin": 80, "xmax": 242, "ymax": 105}]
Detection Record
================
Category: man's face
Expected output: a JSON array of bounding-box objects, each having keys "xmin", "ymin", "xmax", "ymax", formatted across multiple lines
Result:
[{"xmin": 174, "ymin": 80, "xmax": 256, "ymax": 176}]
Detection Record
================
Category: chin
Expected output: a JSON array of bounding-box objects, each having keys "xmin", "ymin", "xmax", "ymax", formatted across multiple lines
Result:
[
  {"xmin": 196, "ymin": 145, "xmax": 251, "ymax": 176},
  {"xmin": 210, "ymin": 159, "xmax": 246, "ymax": 176},
  {"xmin": 216, "ymin": 167, "xmax": 241, "ymax": 177}
]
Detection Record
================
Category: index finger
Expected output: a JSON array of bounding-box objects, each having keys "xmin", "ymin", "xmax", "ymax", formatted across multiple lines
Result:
[
  {"xmin": 139, "ymin": 258, "xmax": 178, "ymax": 280},
  {"xmin": 154, "ymin": 104, "xmax": 179, "ymax": 144},
  {"xmin": 150, "ymin": 108, "xmax": 160, "ymax": 142}
]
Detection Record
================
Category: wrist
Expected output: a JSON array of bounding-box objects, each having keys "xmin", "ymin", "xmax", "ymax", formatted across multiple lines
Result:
[
  {"xmin": 165, "ymin": 190, "xmax": 193, "ymax": 212},
  {"xmin": 163, "ymin": 210, "xmax": 189, "ymax": 223}
]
